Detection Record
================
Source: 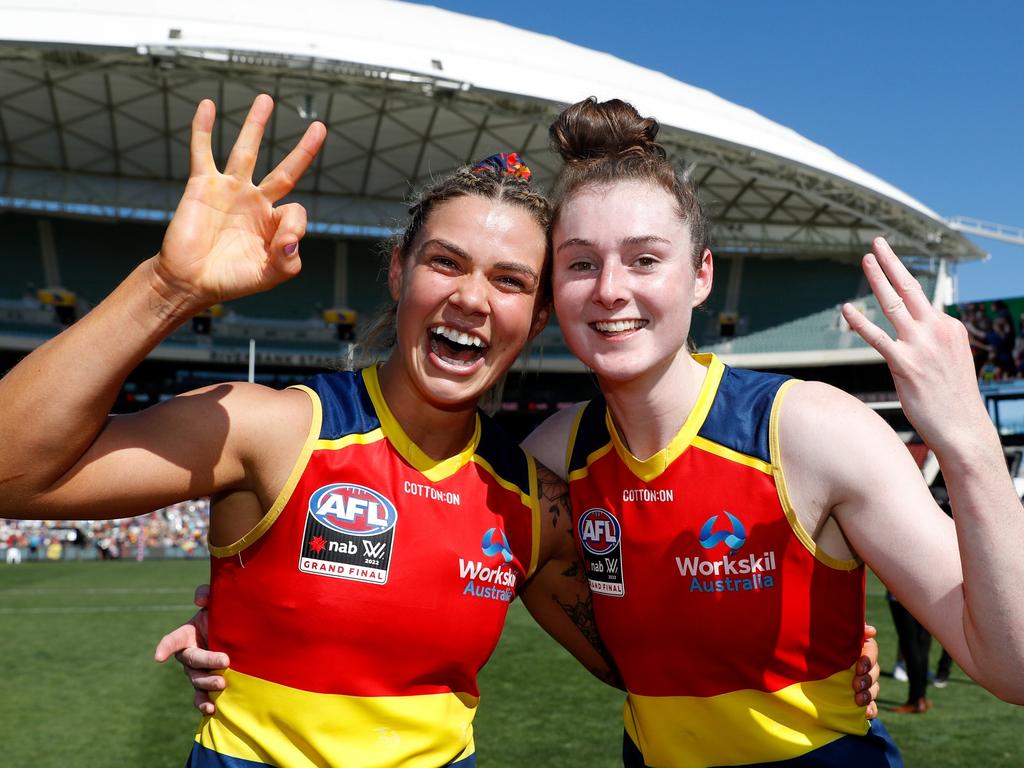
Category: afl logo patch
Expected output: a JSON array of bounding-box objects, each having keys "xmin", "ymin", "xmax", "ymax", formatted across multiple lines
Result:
[
  {"xmin": 300, "ymin": 483, "xmax": 398, "ymax": 585},
  {"xmin": 308, "ymin": 484, "xmax": 398, "ymax": 536},
  {"xmin": 578, "ymin": 508, "xmax": 621, "ymax": 556}
]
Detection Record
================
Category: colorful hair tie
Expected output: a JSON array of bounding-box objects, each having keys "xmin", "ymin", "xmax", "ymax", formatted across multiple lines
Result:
[{"xmin": 470, "ymin": 152, "xmax": 532, "ymax": 181}]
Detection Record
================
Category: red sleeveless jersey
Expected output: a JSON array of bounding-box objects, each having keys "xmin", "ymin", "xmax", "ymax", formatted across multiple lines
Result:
[
  {"xmin": 190, "ymin": 367, "xmax": 540, "ymax": 768},
  {"xmin": 566, "ymin": 355, "xmax": 891, "ymax": 767}
]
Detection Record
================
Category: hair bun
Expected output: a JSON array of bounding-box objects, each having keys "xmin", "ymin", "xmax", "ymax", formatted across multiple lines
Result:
[{"xmin": 549, "ymin": 97, "xmax": 665, "ymax": 163}]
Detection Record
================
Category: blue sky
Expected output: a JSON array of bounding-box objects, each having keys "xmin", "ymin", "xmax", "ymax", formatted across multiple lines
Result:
[{"xmin": 410, "ymin": 0, "xmax": 1023, "ymax": 302}]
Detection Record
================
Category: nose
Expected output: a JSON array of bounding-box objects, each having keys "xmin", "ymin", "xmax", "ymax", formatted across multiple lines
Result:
[
  {"xmin": 593, "ymin": 260, "xmax": 627, "ymax": 308},
  {"xmin": 451, "ymin": 270, "xmax": 490, "ymax": 315}
]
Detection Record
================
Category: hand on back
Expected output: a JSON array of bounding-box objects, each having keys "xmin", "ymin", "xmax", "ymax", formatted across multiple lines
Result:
[
  {"xmin": 155, "ymin": 95, "xmax": 326, "ymax": 308},
  {"xmin": 155, "ymin": 583, "xmax": 226, "ymax": 715}
]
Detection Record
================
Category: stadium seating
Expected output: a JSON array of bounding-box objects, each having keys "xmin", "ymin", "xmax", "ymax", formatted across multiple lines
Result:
[{"xmin": 2, "ymin": 212, "xmax": 944, "ymax": 365}]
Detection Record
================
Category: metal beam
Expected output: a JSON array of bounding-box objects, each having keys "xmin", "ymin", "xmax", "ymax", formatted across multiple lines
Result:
[{"xmin": 947, "ymin": 216, "xmax": 1024, "ymax": 246}]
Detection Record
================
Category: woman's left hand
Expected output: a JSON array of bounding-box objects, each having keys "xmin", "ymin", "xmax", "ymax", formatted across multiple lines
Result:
[{"xmin": 842, "ymin": 237, "xmax": 992, "ymax": 458}]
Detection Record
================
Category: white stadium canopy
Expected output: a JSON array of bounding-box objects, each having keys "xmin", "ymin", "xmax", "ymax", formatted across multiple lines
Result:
[{"xmin": 0, "ymin": 0, "xmax": 985, "ymax": 261}]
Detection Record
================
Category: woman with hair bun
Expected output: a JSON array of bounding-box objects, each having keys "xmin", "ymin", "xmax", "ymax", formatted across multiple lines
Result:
[
  {"xmin": 522, "ymin": 96, "xmax": 1024, "ymax": 766},
  {"xmin": 0, "ymin": 95, "xmax": 619, "ymax": 767}
]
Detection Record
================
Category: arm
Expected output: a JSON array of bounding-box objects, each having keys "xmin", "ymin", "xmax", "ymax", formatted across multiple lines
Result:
[
  {"xmin": 0, "ymin": 96, "xmax": 325, "ymax": 520},
  {"xmin": 519, "ymin": 464, "xmax": 623, "ymax": 689},
  {"xmin": 788, "ymin": 238, "xmax": 1024, "ymax": 702}
]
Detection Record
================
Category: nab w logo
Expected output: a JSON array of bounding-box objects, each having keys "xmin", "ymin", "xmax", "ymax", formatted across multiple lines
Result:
[
  {"xmin": 362, "ymin": 540, "xmax": 387, "ymax": 559},
  {"xmin": 699, "ymin": 511, "xmax": 746, "ymax": 554},
  {"xmin": 308, "ymin": 483, "xmax": 398, "ymax": 536},
  {"xmin": 578, "ymin": 508, "xmax": 621, "ymax": 556}
]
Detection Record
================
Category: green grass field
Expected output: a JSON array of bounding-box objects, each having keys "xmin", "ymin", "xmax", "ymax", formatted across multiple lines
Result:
[{"xmin": 1, "ymin": 559, "xmax": 1022, "ymax": 767}]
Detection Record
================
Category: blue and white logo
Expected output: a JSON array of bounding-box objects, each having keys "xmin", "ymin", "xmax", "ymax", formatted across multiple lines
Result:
[
  {"xmin": 308, "ymin": 483, "xmax": 398, "ymax": 536},
  {"xmin": 481, "ymin": 527, "xmax": 513, "ymax": 563},
  {"xmin": 578, "ymin": 508, "xmax": 621, "ymax": 556},
  {"xmin": 699, "ymin": 512, "xmax": 746, "ymax": 554}
]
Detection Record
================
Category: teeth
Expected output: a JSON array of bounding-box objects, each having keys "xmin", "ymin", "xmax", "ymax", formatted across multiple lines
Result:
[
  {"xmin": 434, "ymin": 326, "xmax": 485, "ymax": 347},
  {"xmin": 593, "ymin": 320, "xmax": 645, "ymax": 333}
]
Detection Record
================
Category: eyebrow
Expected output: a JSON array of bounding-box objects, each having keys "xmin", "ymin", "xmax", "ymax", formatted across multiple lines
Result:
[
  {"xmin": 420, "ymin": 238, "xmax": 540, "ymax": 284},
  {"xmin": 555, "ymin": 235, "xmax": 672, "ymax": 254}
]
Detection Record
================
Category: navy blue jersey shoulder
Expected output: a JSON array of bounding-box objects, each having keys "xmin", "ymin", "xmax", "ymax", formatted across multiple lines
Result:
[
  {"xmin": 303, "ymin": 371, "xmax": 380, "ymax": 440},
  {"xmin": 475, "ymin": 411, "xmax": 533, "ymax": 493},
  {"xmin": 567, "ymin": 398, "xmax": 610, "ymax": 475},
  {"xmin": 697, "ymin": 365, "xmax": 789, "ymax": 464}
]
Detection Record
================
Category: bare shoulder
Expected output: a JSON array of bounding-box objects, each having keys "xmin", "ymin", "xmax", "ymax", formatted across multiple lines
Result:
[
  {"xmin": 203, "ymin": 383, "xmax": 312, "ymax": 469},
  {"xmin": 779, "ymin": 379, "xmax": 931, "ymax": 533},
  {"xmin": 779, "ymin": 380, "xmax": 895, "ymax": 453},
  {"xmin": 522, "ymin": 402, "xmax": 587, "ymax": 481},
  {"xmin": 164, "ymin": 381, "xmax": 311, "ymax": 445},
  {"xmin": 776, "ymin": 381, "xmax": 921, "ymax": 548}
]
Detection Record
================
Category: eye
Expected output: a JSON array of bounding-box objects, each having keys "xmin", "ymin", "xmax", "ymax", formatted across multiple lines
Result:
[
  {"xmin": 567, "ymin": 260, "xmax": 596, "ymax": 273},
  {"xmin": 495, "ymin": 275, "xmax": 529, "ymax": 292},
  {"xmin": 430, "ymin": 255, "xmax": 460, "ymax": 272},
  {"xmin": 632, "ymin": 255, "xmax": 658, "ymax": 269}
]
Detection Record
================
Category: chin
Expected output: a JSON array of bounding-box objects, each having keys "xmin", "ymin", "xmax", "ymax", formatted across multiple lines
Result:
[{"xmin": 420, "ymin": 373, "xmax": 495, "ymax": 411}]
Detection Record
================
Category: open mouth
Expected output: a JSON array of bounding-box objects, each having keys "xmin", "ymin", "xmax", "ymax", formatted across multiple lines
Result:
[
  {"xmin": 591, "ymin": 319, "xmax": 648, "ymax": 336},
  {"xmin": 429, "ymin": 325, "xmax": 488, "ymax": 367}
]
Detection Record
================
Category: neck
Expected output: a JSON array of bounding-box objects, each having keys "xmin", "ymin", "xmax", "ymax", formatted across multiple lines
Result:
[
  {"xmin": 376, "ymin": 357, "xmax": 479, "ymax": 461},
  {"xmin": 598, "ymin": 350, "xmax": 709, "ymax": 461}
]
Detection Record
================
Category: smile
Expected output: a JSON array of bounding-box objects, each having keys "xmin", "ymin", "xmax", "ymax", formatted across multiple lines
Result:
[
  {"xmin": 430, "ymin": 325, "xmax": 488, "ymax": 367},
  {"xmin": 591, "ymin": 319, "xmax": 648, "ymax": 334}
]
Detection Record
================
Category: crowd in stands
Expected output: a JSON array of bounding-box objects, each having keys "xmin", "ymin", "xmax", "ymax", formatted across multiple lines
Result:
[
  {"xmin": 959, "ymin": 300, "xmax": 1024, "ymax": 382},
  {"xmin": 2, "ymin": 499, "xmax": 209, "ymax": 562}
]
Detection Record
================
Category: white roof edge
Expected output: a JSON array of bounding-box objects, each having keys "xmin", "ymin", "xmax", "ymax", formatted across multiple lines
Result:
[{"xmin": 0, "ymin": 0, "xmax": 943, "ymax": 223}]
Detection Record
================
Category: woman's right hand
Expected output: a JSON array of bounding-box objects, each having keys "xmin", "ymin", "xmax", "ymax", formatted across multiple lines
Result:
[
  {"xmin": 154, "ymin": 95, "xmax": 327, "ymax": 309},
  {"xmin": 154, "ymin": 584, "xmax": 228, "ymax": 715}
]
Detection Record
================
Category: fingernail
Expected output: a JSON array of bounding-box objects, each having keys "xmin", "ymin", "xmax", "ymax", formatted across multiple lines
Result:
[{"xmin": 284, "ymin": 242, "xmax": 298, "ymax": 256}]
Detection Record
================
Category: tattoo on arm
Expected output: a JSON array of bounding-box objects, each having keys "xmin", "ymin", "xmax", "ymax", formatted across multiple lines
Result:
[
  {"xmin": 554, "ymin": 585, "xmax": 623, "ymax": 688},
  {"xmin": 534, "ymin": 463, "xmax": 624, "ymax": 688},
  {"xmin": 537, "ymin": 465, "xmax": 570, "ymax": 530}
]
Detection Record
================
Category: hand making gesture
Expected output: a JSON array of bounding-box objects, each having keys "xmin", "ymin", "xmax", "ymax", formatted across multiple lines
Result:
[
  {"xmin": 842, "ymin": 237, "xmax": 997, "ymax": 458},
  {"xmin": 155, "ymin": 94, "xmax": 327, "ymax": 310}
]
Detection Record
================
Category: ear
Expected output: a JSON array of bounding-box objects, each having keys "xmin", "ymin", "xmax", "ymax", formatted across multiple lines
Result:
[
  {"xmin": 692, "ymin": 248, "xmax": 713, "ymax": 307},
  {"xmin": 528, "ymin": 304, "xmax": 550, "ymax": 342},
  {"xmin": 387, "ymin": 245, "xmax": 404, "ymax": 301}
]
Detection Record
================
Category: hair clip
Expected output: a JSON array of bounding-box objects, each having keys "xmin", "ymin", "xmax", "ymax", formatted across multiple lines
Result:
[{"xmin": 470, "ymin": 152, "xmax": 532, "ymax": 181}]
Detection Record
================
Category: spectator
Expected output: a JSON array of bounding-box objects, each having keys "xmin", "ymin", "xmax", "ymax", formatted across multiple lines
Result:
[{"xmin": 989, "ymin": 317, "xmax": 1015, "ymax": 376}]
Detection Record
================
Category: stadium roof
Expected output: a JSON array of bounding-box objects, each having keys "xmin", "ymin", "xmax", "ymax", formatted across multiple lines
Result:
[{"xmin": 0, "ymin": 0, "xmax": 985, "ymax": 261}]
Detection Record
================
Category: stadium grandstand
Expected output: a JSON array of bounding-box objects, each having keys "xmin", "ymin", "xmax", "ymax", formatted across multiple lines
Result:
[{"xmin": 1, "ymin": 0, "xmax": 1012, "ymax": 556}]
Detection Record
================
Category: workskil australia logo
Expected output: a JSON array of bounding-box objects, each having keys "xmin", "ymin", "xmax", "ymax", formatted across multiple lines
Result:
[
  {"xmin": 299, "ymin": 483, "xmax": 398, "ymax": 585},
  {"xmin": 460, "ymin": 527, "xmax": 517, "ymax": 603},
  {"xmin": 677, "ymin": 512, "xmax": 777, "ymax": 594},
  {"xmin": 577, "ymin": 507, "xmax": 625, "ymax": 596}
]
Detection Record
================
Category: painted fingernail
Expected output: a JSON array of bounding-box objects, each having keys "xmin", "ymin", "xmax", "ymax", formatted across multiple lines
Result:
[{"xmin": 284, "ymin": 242, "xmax": 298, "ymax": 256}]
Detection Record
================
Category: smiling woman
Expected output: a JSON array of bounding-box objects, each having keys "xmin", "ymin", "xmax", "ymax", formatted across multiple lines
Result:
[
  {"xmin": 0, "ymin": 96, "xmax": 618, "ymax": 768},
  {"xmin": 383, "ymin": 191, "xmax": 549, "ymax": 425},
  {"xmin": 524, "ymin": 96, "xmax": 1024, "ymax": 768}
]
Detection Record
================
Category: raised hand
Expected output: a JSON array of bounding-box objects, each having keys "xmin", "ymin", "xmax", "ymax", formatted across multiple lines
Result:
[
  {"xmin": 842, "ymin": 237, "xmax": 992, "ymax": 457},
  {"xmin": 154, "ymin": 95, "xmax": 327, "ymax": 308}
]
